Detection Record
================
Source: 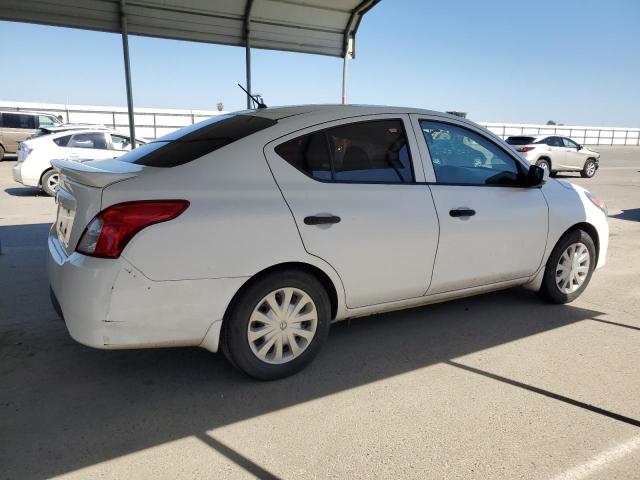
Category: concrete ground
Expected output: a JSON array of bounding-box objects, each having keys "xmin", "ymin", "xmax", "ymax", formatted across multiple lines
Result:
[{"xmin": 1, "ymin": 149, "xmax": 639, "ymax": 480}]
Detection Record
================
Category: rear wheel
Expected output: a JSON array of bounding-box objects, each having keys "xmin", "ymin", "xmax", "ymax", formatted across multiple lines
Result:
[
  {"xmin": 538, "ymin": 229, "xmax": 596, "ymax": 304},
  {"xmin": 0, "ymin": 145, "xmax": 5, "ymax": 161},
  {"xmin": 581, "ymin": 159, "xmax": 597, "ymax": 178},
  {"xmin": 221, "ymin": 270, "xmax": 331, "ymax": 380},
  {"xmin": 41, "ymin": 170, "xmax": 60, "ymax": 196},
  {"xmin": 536, "ymin": 158, "xmax": 550, "ymax": 173}
]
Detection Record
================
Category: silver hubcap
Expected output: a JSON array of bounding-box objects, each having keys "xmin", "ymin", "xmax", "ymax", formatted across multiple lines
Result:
[
  {"xmin": 47, "ymin": 173, "xmax": 60, "ymax": 191},
  {"xmin": 247, "ymin": 288, "xmax": 318, "ymax": 364},
  {"xmin": 556, "ymin": 243, "xmax": 590, "ymax": 294},
  {"xmin": 586, "ymin": 162, "xmax": 596, "ymax": 176},
  {"xmin": 538, "ymin": 161, "xmax": 549, "ymax": 171}
]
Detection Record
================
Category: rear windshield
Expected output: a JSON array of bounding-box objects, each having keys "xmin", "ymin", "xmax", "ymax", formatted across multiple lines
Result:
[
  {"xmin": 506, "ymin": 136, "xmax": 536, "ymax": 146},
  {"xmin": 119, "ymin": 114, "xmax": 276, "ymax": 167}
]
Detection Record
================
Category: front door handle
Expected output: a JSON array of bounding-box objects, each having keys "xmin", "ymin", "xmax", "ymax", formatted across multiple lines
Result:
[
  {"xmin": 304, "ymin": 215, "xmax": 341, "ymax": 225},
  {"xmin": 449, "ymin": 209, "xmax": 476, "ymax": 218}
]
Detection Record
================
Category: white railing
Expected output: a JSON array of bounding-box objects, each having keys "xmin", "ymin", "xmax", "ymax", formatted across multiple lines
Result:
[
  {"xmin": 479, "ymin": 122, "xmax": 640, "ymax": 146},
  {"xmin": 0, "ymin": 101, "xmax": 227, "ymax": 140},
  {"xmin": 2, "ymin": 101, "xmax": 639, "ymax": 145}
]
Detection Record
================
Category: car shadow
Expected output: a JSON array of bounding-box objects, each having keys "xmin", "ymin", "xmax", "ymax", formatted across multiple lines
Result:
[
  {"xmin": 610, "ymin": 208, "xmax": 640, "ymax": 222},
  {"xmin": 4, "ymin": 186, "xmax": 46, "ymax": 197},
  {"xmin": 0, "ymin": 222, "xmax": 610, "ymax": 479}
]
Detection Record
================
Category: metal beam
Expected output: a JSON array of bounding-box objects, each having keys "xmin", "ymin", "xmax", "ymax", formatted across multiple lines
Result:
[
  {"xmin": 244, "ymin": 0, "xmax": 254, "ymax": 109},
  {"xmin": 120, "ymin": 0, "xmax": 136, "ymax": 147}
]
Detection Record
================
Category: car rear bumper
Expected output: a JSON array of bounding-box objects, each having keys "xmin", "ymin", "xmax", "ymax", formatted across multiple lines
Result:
[
  {"xmin": 47, "ymin": 230, "xmax": 247, "ymax": 352},
  {"xmin": 12, "ymin": 163, "xmax": 24, "ymax": 184}
]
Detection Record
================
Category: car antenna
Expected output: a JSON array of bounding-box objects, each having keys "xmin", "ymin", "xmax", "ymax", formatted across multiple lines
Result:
[{"xmin": 237, "ymin": 83, "xmax": 268, "ymax": 109}]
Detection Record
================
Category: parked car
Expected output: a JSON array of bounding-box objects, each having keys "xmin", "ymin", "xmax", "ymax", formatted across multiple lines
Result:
[
  {"xmin": 506, "ymin": 135, "xmax": 600, "ymax": 178},
  {"xmin": 0, "ymin": 110, "xmax": 63, "ymax": 160},
  {"xmin": 13, "ymin": 129, "xmax": 146, "ymax": 195},
  {"xmin": 48, "ymin": 106, "xmax": 609, "ymax": 380}
]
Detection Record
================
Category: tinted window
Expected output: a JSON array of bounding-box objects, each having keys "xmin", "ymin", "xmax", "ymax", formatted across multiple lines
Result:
[
  {"xmin": 120, "ymin": 114, "xmax": 276, "ymax": 167},
  {"xmin": 2, "ymin": 113, "xmax": 36, "ymax": 129},
  {"xmin": 275, "ymin": 119, "xmax": 414, "ymax": 183},
  {"xmin": 546, "ymin": 136, "xmax": 563, "ymax": 147},
  {"xmin": 420, "ymin": 120, "xmax": 523, "ymax": 186},
  {"xmin": 562, "ymin": 137, "xmax": 578, "ymax": 148},
  {"xmin": 506, "ymin": 136, "xmax": 536, "ymax": 146},
  {"xmin": 68, "ymin": 133, "xmax": 108, "ymax": 149},
  {"xmin": 53, "ymin": 135, "xmax": 72, "ymax": 147}
]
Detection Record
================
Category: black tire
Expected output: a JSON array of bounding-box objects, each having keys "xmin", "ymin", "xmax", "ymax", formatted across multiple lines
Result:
[
  {"xmin": 581, "ymin": 159, "xmax": 597, "ymax": 178},
  {"xmin": 538, "ymin": 229, "xmax": 596, "ymax": 304},
  {"xmin": 536, "ymin": 158, "xmax": 551, "ymax": 172},
  {"xmin": 549, "ymin": 171, "xmax": 558, "ymax": 178},
  {"xmin": 41, "ymin": 169, "xmax": 60, "ymax": 196},
  {"xmin": 221, "ymin": 269, "xmax": 331, "ymax": 380},
  {"xmin": 0, "ymin": 145, "xmax": 5, "ymax": 161}
]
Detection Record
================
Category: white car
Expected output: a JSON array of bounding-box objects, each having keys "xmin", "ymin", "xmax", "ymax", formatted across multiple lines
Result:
[
  {"xmin": 506, "ymin": 135, "xmax": 600, "ymax": 178},
  {"xmin": 12, "ymin": 129, "xmax": 146, "ymax": 195},
  {"xmin": 48, "ymin": 106, "xmax": 609, "ymax": 380}
]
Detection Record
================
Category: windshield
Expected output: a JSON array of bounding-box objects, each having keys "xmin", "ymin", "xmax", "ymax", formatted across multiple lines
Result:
[{"xmin": 506, "ymin": 136, "xmax": 536, "ymax": 146}]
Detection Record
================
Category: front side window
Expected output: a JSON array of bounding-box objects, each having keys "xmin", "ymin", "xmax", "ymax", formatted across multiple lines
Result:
[
  {"xmin": 562, "ymin": 137, "xmax": 578, "ymax": 149},
  {"xmin": 68, "ymin": 133, "xmax": 108, "ymax": 149},
  {"xmin": 275, "ymin": 119, "xmax": 414, "ymax": 183},
  {"xmin": 2, "ymin": 113, "xmax": 36, "ymax": 129},
  {"xmin": 420, "ymin": 120, "xmax": 522, "ymax": 186},
  {"xmin": 38, "ymin": 115, "xmax": 60, "ymax": 127},
  {"xmin": 110, "ymin": 134, "xmax": 132, "ymax": 151}
]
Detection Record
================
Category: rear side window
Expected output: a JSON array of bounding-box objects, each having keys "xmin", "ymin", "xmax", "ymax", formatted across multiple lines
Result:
[
  {"xmin": 53, "ymin": 135, "xmax": 72, "ymax": 147},
  {"xmin": 2, "ymin": 113, "xmax": 36, "ymax": 129},
  {"xmin": 545, "ymin": 136, "xmax": 563, "ymax": 147},
  {"xmin": 275, "ymin": 119, "xmax": 414, "ymax": 183},
  {"xmin": 120, "ymin": 114, "xmax": 277, "ymax": 167},
  {"xmin": 68, "ymin": 133, "xmax": 108, "ymax": 149}
]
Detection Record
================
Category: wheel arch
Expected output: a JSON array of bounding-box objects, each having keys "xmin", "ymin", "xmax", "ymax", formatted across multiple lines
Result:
[
  {"xmin": 561, "ymin": 222, "xmax": 600, "ymax": 265},
  {"xmin": 39, "ymin": 166, "xmax": 54, "ymax": 186},
  {"xmin": 537, "ymin": 155, "xmax": 552, "ymax": 168},
  {"xmin": 223, "ymin": 262, "xmax": 340, "ymax": 324}
]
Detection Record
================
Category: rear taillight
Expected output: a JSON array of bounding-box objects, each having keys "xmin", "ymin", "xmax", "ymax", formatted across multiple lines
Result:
[
  {"xmin": 18, "ymin": 146, "xmax": 33, "ymax": 162},
  {"xmin": 517, "ymin": 146, "xmax": 535, "ymax": 153},
  {"xmin": 76, "ymin": 200, "xmax": 189, "ymax": 258}
]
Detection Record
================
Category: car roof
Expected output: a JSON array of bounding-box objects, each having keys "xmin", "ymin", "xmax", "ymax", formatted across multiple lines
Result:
[
  {"xmin": 0, "ymin": 110, "xmax": 58, "ymax": 116},
  {"xmin": 248, "ymin": 104, "xmax": 462, "ymax": 121}
]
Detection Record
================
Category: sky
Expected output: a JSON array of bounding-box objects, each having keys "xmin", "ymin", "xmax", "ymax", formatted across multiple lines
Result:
[{"xmin": 1, "ymin": 0, "xmax": 639, "ymax": 126}]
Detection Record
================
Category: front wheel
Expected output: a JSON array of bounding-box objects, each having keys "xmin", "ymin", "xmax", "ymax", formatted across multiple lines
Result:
[
  {"xmin": 221, "ymin": 270, "xmax": 331, "ymax": 380},
  {"xmin": 581, "ymin": 159, "xmax": 597, "ymax": 178},
  {"xmin": 41, "ymin": 170, "xmax": 60, "ymax": 196},
  {"xmin": 538, "ymin": 229, "xmax": 596, "ymax": 304},
  {"xmin": 536, "ymin": 159, "xmax": 550, "ymax": 173}
]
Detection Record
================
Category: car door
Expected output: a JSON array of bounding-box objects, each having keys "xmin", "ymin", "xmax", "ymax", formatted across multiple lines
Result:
[
  {"xmin": 66, "ymin": 132, "xmax": 115, "ymax": 161},
  {"xmin": 264, "ymin": 115, "xmax": 440, "ymax": 309},
  {"xmin": 411, "ymin": 116, "xmax": 548, "ymax": 294},
  {"xmin": 545, "ymin": 136, "xmax": 568, "ymax": 168},
  {"xmin": 561, "ymin": 137, "xmax": 585, "ymax": 169}
]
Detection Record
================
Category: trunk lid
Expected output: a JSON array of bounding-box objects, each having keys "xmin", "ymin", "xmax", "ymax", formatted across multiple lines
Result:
[{"xmin": 52, "ymin": 159, "xmax": 145, "ymax": 255}]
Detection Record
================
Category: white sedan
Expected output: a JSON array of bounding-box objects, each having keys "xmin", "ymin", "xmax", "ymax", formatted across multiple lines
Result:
[
  {"xmin": 12, "ymin": 128, "xmax": 145, "ymax": 195},
  {"xmin": 48, "ymin": 106, "xmax": 609, "ymax": 380},
  {"xmin": 506, "ymin": 135, "xmax": 600, "ymax": 178}
]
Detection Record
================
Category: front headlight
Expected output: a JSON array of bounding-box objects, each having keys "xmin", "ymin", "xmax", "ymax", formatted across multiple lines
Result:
[{"xmin": 586, "ymin": 192, "xmax": 608, "ymax": 216}]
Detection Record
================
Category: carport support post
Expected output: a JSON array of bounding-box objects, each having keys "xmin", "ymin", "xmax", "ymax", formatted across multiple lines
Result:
[
  {"xmin": 244, "ymin": 0, "xmax": 254, "ymax": 109},
  {"xmin": 120, "ymin": 0, "xmax": 136, "ymax": 148},
  {"xmin": 341, "ymin": 37, "xmax": 353, "ymax": 105}
]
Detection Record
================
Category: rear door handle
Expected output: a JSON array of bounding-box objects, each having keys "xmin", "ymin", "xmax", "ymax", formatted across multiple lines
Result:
[
  {"xmin": 449, "ymin": 209, "xmax": 476, "ymax": 218},
  {"xmin": 304, "ymin": 215, "xmax": 341, "ymax": 225}
]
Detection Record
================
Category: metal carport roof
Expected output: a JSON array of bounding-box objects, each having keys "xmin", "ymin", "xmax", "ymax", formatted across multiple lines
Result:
[
  {"xmin": 0, "ymin": 0, "xmax": 380, "ymax": 143},
  {"xmin": 0, "ymin": 0, "xmax": 379, "ymax": 58}
]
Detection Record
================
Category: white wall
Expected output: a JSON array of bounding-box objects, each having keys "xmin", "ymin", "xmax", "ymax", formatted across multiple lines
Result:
[{"xmin": 2, "ymin": 101, "xmax": 639, "ymax": 145}]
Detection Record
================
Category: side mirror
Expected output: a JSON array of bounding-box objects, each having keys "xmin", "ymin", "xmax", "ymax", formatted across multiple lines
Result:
[
  {"xmin": 524, "ymin": 164, "xmax": 547, "ymax": 187},
  {"xmin": 577, "ymin": 144, "xmax": 583, "ymax": 151}
]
